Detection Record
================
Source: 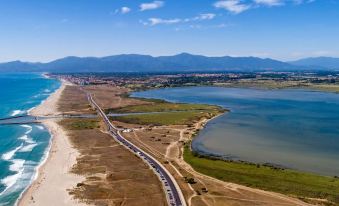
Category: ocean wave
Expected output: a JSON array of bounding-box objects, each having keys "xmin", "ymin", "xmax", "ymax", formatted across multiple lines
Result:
[
  {"xmin": 18, "ymin": 135, "xmax": 36, "ymax": 144},
  {"xmin": 20, "ymin": 125, "xmax": 33, "ymax": 135},
  {"xmin": 1, "ymin": 144, "xmax": 24, "ymax": 161},
  {"xmin": 10, "ymin": 110, "xmax": 25, "ymax": 117},
  {"xmin": 9, "ymin": 159, "xmax": 25, "ymax": 172},
  {"xmin": 0, "ymin": 159, "xmax": 25, "ymax": 196},
  {"xmin": 25, "ymin": 128, "xmax": 32, "ymax": 135},
  {"xmin": 14, "ymin": 144, "xmax": 51, "ymax": 205},
  {"xmin": 19, "ymin": 144, "xmax": 38, "ymax": 153},
  {"xmin": 44, "ymin": 89, "xmax": 51, "ymax": 93},
  {"xmin": 0, "ymin": 169, "xmax": 24, "ymax": 196},
  {"xmin": 0, "ymin": 159, "xmax": 38, "ymax": 199},
  {"xmin": 27, "ymin": 107, "xmax": 35, "ymax": 114},
  {"xmin": 33, "ymin": 92, "xmax": 49, "ymax": 99},
  {"xmin": 20, "ymin": 125, "xmax": 31, "ymax": 129},
  {"xmin": 35, "ymin": 125, "xmax": 44, "ymax": 130}
]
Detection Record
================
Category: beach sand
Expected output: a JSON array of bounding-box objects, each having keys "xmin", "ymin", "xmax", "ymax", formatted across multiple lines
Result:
[{"xmin": 18, "ymin": 81, "xmax": 86, "ymax": 206}]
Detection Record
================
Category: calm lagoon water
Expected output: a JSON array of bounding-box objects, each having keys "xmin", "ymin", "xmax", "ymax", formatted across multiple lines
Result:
[
  {"xmin": 132, "ymin": 87, "xmax": 339, "ymax": 176},
  {"xmin": 0, "ymin": 73, "xmax": 60, "ymax": 206}
]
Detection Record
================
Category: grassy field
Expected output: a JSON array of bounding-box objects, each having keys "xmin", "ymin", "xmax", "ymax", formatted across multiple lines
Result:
[
  {"xmin": 109, "ymin": 100, "xmax": 224, "ymax": 125},
  {"xmin": 108, "ymin": 101, "xmax": 222, "ymax": 113},
  {"xmin": 110, "ymin": 110, "xmax": 219, "ymax": 126},
  {"xmin": 61, "ymin": 118, "xmax": 100, "ymax": 130},
  {"xmin": 58, "ymin": 86, "xmax": 93, "ymax": 114},
  {"xmin": 59, "ymin": 118, "xmax": 167, "ymax": 205},
  {"xmin": 184, "ymin": 146, "xmax": 339, "ymax": 205}
]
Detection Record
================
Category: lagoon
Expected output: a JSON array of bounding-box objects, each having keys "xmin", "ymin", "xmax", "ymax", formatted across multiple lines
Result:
[{"xmin": 132, "ymin": 87, "xmax": 339, "ymax": 176}]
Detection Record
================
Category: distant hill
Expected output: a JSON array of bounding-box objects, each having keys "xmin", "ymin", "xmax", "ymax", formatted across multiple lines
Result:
[
  {"xmin": 0, "ymin": 53, "xmax": 314, "ymax": 73},
  {"xmin": 289, "ymin": 57, "xmax": 339, "ymax": 70},
  {"xmin": 0, "ymin": 61, "xmax": 42, "ymax": 72}
]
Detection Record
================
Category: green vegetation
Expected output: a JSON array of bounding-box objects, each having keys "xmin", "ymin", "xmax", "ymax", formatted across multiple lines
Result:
[
  {"xmin": 62, "ymin": 118, "xmax": 100, "ymax": 130},
  {"xmin": 184, "ymin": 146, "xmax": 339, "ymax": 205},
  {"xmin": 109, "ymin": 100, "xmax": 224, "ymax": 125},
  {"xmin": 110, "ymin": 110, "xmax": 219, "ymax": 125},
  {"xmin": 108, "ymin": 101, "xmax": 223, "ymax": 114}
]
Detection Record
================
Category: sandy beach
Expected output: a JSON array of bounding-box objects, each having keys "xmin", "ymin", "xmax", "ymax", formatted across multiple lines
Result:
[{"xmin": 18, "ymin": 81, "xmax": 86, "ymax": 206}]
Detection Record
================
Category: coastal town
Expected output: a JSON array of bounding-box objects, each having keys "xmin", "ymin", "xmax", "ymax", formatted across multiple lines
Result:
[{"xmin": 50, "ymin": 71, "xmax": 339, "ymax": 92}]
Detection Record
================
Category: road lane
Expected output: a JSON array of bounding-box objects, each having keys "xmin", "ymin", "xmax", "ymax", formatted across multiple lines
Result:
[{"xmin": 87, "ymin": 93, "xmax": 187, "ymax": 206}]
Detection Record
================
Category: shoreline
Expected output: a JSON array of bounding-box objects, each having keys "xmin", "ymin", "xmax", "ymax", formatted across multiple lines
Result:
[
  {"xmin": 132, "ymin": 87, "xmax": 337, "ymax": 177},
  {"xmin": 123, "ymin": 91, "xmax": 315, "ymax": 205},
  {"xmin": 17, "ymin": 80, "xmax": 63, "ymax": 205},
  {"xmin": 18, "ymin": 80, "xmax": 86, "ymax": 206},
  {"xmin": 129, "ymin": 89, "xmax": 337, "ymax": 205}
]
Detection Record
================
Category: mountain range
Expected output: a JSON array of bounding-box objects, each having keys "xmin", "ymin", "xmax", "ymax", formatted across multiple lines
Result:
[
  {"xmin": 289, "ymin": 57, "xmax": 339, "ymax": 70},
  {"xmin": 0, "ymin": 53, "xmax": 338, "ymax": 73}
]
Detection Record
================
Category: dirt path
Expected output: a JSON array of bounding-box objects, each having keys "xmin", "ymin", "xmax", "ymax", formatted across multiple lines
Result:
[{"xmin": 128, "ymin": 118, "xmax": 314, "ymax": 206}]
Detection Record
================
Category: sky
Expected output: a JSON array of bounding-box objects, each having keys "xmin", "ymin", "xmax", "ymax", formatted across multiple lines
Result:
[{"xmin": 0, "ymin": 0, "xmax": 339, "ymax": 62}]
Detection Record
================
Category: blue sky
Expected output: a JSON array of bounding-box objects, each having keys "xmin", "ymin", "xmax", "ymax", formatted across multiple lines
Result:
[{"xmin": 0, "ymin": 0, "xmax": 339, "ymax": 62}]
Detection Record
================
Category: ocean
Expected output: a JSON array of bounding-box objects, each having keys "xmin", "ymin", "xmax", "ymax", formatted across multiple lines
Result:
[
  {"xmin": 132, "ymin": 87, "xmax": 339, "ymax": 176},
  {"xmin": 0, "ymin": 73, "xmax": 60, "ymax": 206}
]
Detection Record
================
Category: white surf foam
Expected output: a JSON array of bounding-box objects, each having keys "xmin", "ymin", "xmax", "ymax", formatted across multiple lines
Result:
[
  {"xmin": 14, "ymin": 140, "xmax": 52, "ymax": 204},
  {"xmin": 20, "ymin": 125, "xmax": 31, "ymax": 129},
  {"xmin": 0, "ymin": 159, "xmax": 25, "ymax": 196},
  {"xmin": 35, "ymin": 125, "xmax": 44, "ymax": 130},
  {"xmin": 1, "ymin": 144, "xmax": 23, "ymax": 161},
  {"xmin": 20, "ymin": 125, "xmax": 33, "ymax": 135},
  {"xmin": 18, "ymin": 135, "xmax": 28, "ymax": 141},
  {"xmin": 14, "ymin": 132, "xmax": 53, "ymax": 204},
  {"xmin": 9, "ymin": 159, "xmax": 25, "ymax": 172},
  {"xmin": 25, "ymin": 128, "xmax": 32, "ymax": 135},
  {"xmin": 18, "ymin": 135, "xmax": 35, "ymax": 144},
  {"xmin": 19, "ymin": 144, "xmax": 38, "ymax": 153},
  {"xmin": 10, "ymin": 110, "xmax": 25, "ymax": 117},
  {"xmin": 0, "ymin": 169, "xmax": 24, "ymax": 195},
  {"xmin": 27, "ymin": 106, "xmax": 35, "ymax": 114}
]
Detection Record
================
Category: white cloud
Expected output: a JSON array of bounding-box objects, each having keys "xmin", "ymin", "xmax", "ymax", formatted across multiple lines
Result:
[
  {"xmin": 140, "ymin": 1, "xmax": 164, "ymax": 11},
  {"xmin": 142, "ymin": 13, "xmax": 217, "ymax": 26},
  {"xmin": 254, "ymin": 0, "xmax": 284, "ymax": 6},
  {"xmin": 121, "ymin": 7, "xmax": 131, "ymax": 14},
  {"xmin": 214, "ymin": 0, "xmax": 251, "ymax": 14},
  {"xmin": 142, "ymin": 18, "xmax": 181, "ymax": 26},
  {"xmin": 213, "ymin": 0, "xmax": 315, "ymax": 14}
]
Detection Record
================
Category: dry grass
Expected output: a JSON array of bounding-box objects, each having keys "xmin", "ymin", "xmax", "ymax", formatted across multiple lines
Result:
[
  {"xmin": 59, "ymin": 119, "xmax": 167, "ymax": 206},
  {"xmin": 56, "ymin": 84, "xmax": 167, "ymax": 206},
  {"xmin": 58, "ymin": 85, "xmax": 93, "ymax": 114},
  {"xmin": 84, "ymin": 85, "xmax": 148, "ymax": 109}
]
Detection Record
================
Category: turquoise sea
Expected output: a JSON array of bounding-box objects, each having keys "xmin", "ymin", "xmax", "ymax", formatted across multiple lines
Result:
[
  {"xmin": 132, "ymin": 87, "xmax": 339, "ymax": 176},
  {"xmin": 0, "ymin": 73, "xmax": 60, "ymax": 206}
]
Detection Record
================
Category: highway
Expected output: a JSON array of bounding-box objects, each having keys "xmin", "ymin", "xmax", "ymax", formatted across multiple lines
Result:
[{"xmin": 87, "ymin": 93, "xmax": 187, "ymax": 206}]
